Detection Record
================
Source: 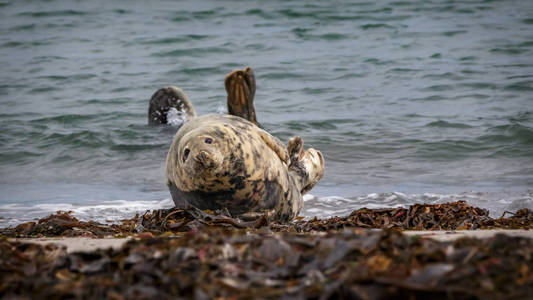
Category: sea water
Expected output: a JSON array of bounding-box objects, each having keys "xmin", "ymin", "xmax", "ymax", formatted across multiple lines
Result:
[{"xmin": 1, "ymin": 0, "xmax": 532, "ymax": 226}]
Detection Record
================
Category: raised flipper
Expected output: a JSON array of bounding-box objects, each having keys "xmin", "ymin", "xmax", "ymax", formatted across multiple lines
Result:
[
  {"xmin": 256, "ymin": 128, "xmax": 289, "ymax": 164},
  {"xmin": 225, "ymin": 67, "xmax": 260, "ymax": 127},
  {"xmin": 148, "ymin": 86, "xmax": 197, "ymax": 125},
  {"xmin": 287, "ymin": 136, "xmax": 325, "ymax": 194}
]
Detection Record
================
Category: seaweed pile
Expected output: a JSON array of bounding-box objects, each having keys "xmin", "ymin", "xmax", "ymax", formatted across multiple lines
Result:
[
  {"xmin": 1, "ymin": 211, "xmax": 129, "ymax": 238},
  {"xmin": 2, "ymin": 201, "xmax": 532, "ymax": 238},
  {"xmin": 1, "ymin": 201, "xmax": 533, "ymax": 298},
  {"xmin": 2, "ymin": 228, "xmax": 533, "ymax": 299},
  {"xmin": 284, "ymin": 201, "xmax": 533, "ymax": 232}
]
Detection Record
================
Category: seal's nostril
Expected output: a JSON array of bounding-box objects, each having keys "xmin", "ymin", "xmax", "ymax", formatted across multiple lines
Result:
[
  {"xmin": 183, "ymin": 148, "xmax": 190, "ymax": 162},
  {"xmin": 205, "ymin": 138, "xmax": 213, "ymax": 144}
]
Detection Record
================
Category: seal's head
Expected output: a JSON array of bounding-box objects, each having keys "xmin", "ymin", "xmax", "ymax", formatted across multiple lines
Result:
[{"xmin": 178, "ymin": 130, "xmax": 224, "ymax": 176}]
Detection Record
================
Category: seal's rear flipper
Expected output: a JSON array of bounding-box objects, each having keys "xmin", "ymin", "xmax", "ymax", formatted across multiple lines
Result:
[
  {"xmin": 148, "ymin": 86, "xmax": 197, "ymax": 125},
  {"xmin": 287, "ymin": 136, "xmax": 325, "ymax": 194},
  {"xmin": 225, "ymin": 67, "xmax": 260, "ymax": 127}
]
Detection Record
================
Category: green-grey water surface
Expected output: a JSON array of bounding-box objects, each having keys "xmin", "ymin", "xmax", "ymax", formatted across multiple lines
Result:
[{"xmin": 1, "ymin": 0, "xmax": 532, "ymax": 225}]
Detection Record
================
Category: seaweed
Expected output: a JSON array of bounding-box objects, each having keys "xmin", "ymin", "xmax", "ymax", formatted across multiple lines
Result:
[
  {"xmin": 283, "ymin": 201, "xmax": 526, "ymax": 232},
  {"xmin": 1, "ymin": 229, "xmax": 532, "ymax": 299},
  {"xmin": 1, "ymin": 201, "xmax": 533, "ymax": 298},
  {"xmin": 1, "ymin": 201, "xmax": 532, "ymax": 239}
]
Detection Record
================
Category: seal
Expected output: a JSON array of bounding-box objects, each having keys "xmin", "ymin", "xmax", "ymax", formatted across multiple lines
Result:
[
  {"xmin": 147, "ymin": 68, "xmax": 257, "ymax": 126},
  {"xmin": 165, "ymin": 114, "xmax": 324, "ymax": 222},
  {"xmin": 224, "ymin": 67, "xmax": 259, "ymax": 127},
  {"xmin": 151, "ymin": 67, "xmax": 325, "ymax": 222},
  {"xmin": 148, "ymin": 86, "xmax": 196, "ymax": 125}
]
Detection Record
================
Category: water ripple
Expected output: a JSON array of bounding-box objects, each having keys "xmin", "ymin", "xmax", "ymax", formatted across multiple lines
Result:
[
  {"xmin": 152, "ymin": 47, "xmax": 230, "ymax": 57},
  {"xmin": 1, "ymin": 0, "xmax": 532, "ymax": 219},
  {"xmin": 17, "ymin": 10, "xmax": 89, "ymax": 17}
]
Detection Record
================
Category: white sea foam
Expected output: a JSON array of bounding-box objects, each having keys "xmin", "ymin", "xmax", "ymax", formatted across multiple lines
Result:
[
  {"xmin": 0, "ymin": 198, "xmax": 174, "ymax": 227},
  {"xmin": 1, "ymin": 192, "xmax": 532, "ymax": 228},
  {"xmin": 166, "ymin": 107, "xmax": 187, "ymax": 126},
  {"xmin": 216, "ymin": 102, "xmax": 227, "ymax": 114},
  {"xmin": 300, "ymin": 191, "xmax": 533, "ymax": 220}
]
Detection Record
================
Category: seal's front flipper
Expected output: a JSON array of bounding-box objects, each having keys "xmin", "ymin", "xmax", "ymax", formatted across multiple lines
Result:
[
  {"xmin": 257, "ymin": 129, "xmax": 289, "ymax": 164},
  {"xmin": 167, "ymin": 181, "xmax": 189, "ymax": 208},
  {"xmin": 148, "ymin": 86, "xmax": 197, "ymax": 125},
  {"xmin": 287, "ymin": 136, "xmax": 325, "ymax": 194},
  {"xmin": 225, "ymin": 67, "xmax": 260, "ymax": 127}
]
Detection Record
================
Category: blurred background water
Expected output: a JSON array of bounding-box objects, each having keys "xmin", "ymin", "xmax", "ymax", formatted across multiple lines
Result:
[{"xmin": 1, "ymin": 0, "xmax": 532, "ymax": 226}]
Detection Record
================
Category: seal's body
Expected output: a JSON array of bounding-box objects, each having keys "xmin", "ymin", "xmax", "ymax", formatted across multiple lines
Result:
[{"xmin": 166, "ymin": 114, "xmax": 324, "ymax": 222}]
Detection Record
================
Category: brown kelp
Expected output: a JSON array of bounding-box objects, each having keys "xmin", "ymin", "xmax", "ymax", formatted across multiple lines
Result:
[
  {"xmin": 1, "ymin": 228, "xmax": 533, "ymax": 299},
  {"xmin": 1, "ymin": 201, "xmax": 533, "ymax": 298},
  {"xmin": 2, "ymin": 201, "xmax": 531, "ymax": 238}
]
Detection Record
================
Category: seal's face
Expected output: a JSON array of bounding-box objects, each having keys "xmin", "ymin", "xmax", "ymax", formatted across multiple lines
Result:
[{"xmin": 178, "ymin": 131, "xmax": 224, "ymax": 176}]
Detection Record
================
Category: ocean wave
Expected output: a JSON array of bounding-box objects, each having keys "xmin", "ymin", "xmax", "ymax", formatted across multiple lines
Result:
[
  {"xmin": 425, "ymin": 120, "xmax": 473, "ymax": 128},
  {"xmin": 137, "ymin": 35, "xmax": 210, "ymax": 45},
  {"xmin": 302, "ymin": 191, "xmax": 533, "ymax": 219},
  {"xmin": 28, "ymin": 86, "xmax": 61, "ymax": 94},
  {"xmin": 291, "ymin": 29, "xmax": 349, "ymax": 41},
  {"xmin": 2, "ymin": 191, "xmax": 531, "ymax": 228},
  {"xmin": 171, "ymin": 9, "xmax": 220, "ymax": 22},
  {"xmin": 504, "ymin": 80, "xmax": 533, "ymax": 92},
  {"xmin": 1, "ymin": 40, "xmax": 50, "ymax": 48},
  {"xmin": 17, "ymin": 10, "xmax": 89, "ymax": 18},
  {"xmin": 359, "ymin": 23, "xmax": 396, "ymax": 30},
  {"xmin": 31, "ymin": 114, "xmax": 99, "ymax": 124},
  {"xmin": 0, "ymin": 199, "xmax": 174, "ymax": 228},
  {"xmin": 1, "ymin": 0, "xmax": 532, "ymax": 227},
  {"xmin": 37, "ymin": 74, "xmax": 97, "ymax": 82},
  {"xmin": 152, "ymin": 47, "xmax": 231, "ymax": 58}
]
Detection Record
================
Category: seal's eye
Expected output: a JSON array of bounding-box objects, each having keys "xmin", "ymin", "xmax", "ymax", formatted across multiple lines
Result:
[
  {"xmin": 183, "ymin": 148, "xmax": 190, "ymax": 162},
  {"xmin": 204, "ymin": 138, "xmax": 213, "ymax": 144}
]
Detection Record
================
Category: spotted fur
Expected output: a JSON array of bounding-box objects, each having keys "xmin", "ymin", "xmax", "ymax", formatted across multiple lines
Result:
[{"xmin": 166, "ymin": 114, "xmax": 324, "ymax": 222}]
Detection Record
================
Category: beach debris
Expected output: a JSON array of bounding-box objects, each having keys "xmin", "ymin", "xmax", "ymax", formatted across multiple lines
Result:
[
  {"xmin": 1, "ymin": 211, "xmax": 131, "ymax": 238},
  {"xmin": 1, "ymin": 228, "xmax": 532, "ymax": 299},
  {"xmin": 284, "ymin": 200, "xmax": 519, "ymax": 232},
  {"xmin": 1, "ymin": 201, "xmax": 532, "ymax": 238},
  {"xmin": 1, "ymin": 201, "xmax": 533, "ymax": 298}
]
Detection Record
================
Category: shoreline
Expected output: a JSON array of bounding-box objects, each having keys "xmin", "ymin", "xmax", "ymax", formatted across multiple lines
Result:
[{"xmin": 2, "ymin": 201, "xmax": 533, "ymax": 298}]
